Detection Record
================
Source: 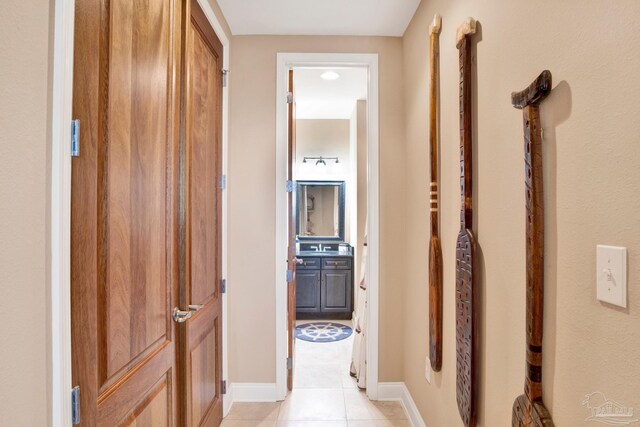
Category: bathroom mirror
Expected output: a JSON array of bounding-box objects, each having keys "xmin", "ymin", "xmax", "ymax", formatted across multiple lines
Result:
[{"xmin": 296, "ymin": 180, "xmax": 345, "ymax": 242}]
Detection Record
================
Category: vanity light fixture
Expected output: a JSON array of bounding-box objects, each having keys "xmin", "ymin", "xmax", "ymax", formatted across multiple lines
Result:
[
  {"xmin": 320, "ymin": 71, "xmax": 340, "ymax": 81},
  {"xmin": 303, "ymin": 156, "xmax": 339, "ymax": 166}
]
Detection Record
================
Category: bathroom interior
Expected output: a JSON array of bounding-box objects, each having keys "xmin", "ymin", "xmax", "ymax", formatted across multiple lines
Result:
[{"xmin": 291, "ymin": 67, "xmax": 369, "ymax": 391}]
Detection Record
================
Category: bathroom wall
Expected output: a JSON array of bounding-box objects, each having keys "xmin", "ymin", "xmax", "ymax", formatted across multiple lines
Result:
[
  {"xmin": 402, "ymin": 0, "xmax": 640, "ymax": 425},
  {"xmin": 227, "ymin": 35, "xmax": 406, "ymax": 383},
  {"xmin": 296, "ymin": 119, "xmax": 352, "ymax": 240},
  {"xmin": 296, "ymin": 119, "xmax": 351, "ymax": 181}
]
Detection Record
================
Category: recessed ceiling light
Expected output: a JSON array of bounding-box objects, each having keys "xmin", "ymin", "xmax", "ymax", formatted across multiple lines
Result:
[{"xmin": 320, "ymin": 71, "xmax": 340, "ymax": 81}]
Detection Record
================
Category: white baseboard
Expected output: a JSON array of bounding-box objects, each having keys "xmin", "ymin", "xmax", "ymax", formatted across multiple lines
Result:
[
  {"xmin": 223, "ymin": 383, "xmax": 234, "ymax": 417},
  {"xmin": 230, "ymin": 383, "xmax": 279, "ymax": 403},
  {"xmin": 378, "ymin": 382, "xmax": 426, "ymax": 427}
]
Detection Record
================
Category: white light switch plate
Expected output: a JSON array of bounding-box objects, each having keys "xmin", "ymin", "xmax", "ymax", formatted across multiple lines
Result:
[{"xmin": 596, "ymin": 245, "xmax": 627, "ymax": 308}]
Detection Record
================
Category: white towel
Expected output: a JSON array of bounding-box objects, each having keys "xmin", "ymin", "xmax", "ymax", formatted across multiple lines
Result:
[{"xmin": 350, "ymin": 218, "xmax": 368, "ymax": 389}]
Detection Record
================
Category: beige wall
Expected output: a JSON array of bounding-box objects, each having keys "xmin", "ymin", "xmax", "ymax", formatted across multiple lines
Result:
[
  {"xmin": 206, "ymin": 0, "xmax": 232, "ymax": 39},
  {"xmin": 228, "ymin": 35, "xmax": 406, "ymax": 383},
  {"xmin": 402, "ymin": 1, "xmax": 640, "ymax": 425},
  {"xmin": 0, "ymin": 0, "xmax": 51, "ymax": 425}
]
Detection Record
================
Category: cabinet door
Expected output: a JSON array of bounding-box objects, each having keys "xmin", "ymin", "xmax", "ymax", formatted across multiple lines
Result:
[
  {"xmin": 321, "ymin": 270, "xmax": 352, "ymax": 313},
  {"xmin": 296, "ymin": 271, "xmax": 321, "ymax": 312}
]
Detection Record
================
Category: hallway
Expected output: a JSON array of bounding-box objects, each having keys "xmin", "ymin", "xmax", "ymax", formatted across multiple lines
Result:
[
  {"xmin": 222, "ymin": 320, "xmax": 409, "ymax": 426},
  {"xmin": 221, "ymin": 392, "xmax": 410, "ymax": 426},
  {"xmin": 6, "ymin": 0, "xmax": 640, "ymax": 425}
]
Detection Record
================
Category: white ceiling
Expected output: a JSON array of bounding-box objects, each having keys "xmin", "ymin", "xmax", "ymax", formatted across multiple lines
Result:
[
  {"xmin": 294, "ymin": 68, "xmax": 368, "ymax": 119},
  {"xmin": 217, "ymin": 0, "xmax": 421, "ymax": 36}
]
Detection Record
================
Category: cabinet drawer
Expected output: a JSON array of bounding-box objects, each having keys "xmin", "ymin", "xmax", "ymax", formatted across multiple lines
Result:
[
  {"xmin": 322, "ymin": 257, "xmax": 352, "ymax": 270},
  {"xmin": 297, "ymin": 257, "xmax": 321, "ymax": 270}
]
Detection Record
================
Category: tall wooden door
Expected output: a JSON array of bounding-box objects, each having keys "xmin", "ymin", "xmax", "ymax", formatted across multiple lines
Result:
[
  {"xmin": 71, "ymin": 0, "xmax": 182, "ymax": 425},
  {"xmin": 287, "ymin": 70, "xmax": 298, "ymax": 390},
  {"xmin": 71, "ymin": 0, "xmax": 224, "ymax": 425},
  {"xmin": 179, "ymin": 0, "xmax": 224, "ymax": 425}
]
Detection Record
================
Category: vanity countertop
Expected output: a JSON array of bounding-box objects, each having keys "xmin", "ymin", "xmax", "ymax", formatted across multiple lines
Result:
[
  {"xmin": 297, "ymin": 243, "xmax": 353, "ymax": 257},
  {"xmin": 296, "ymin": 250, "xmax": 353, "ymax": 257}
]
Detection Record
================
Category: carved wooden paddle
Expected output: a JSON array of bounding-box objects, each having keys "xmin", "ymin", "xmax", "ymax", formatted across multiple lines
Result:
[
  {"xmin": 455, "ymin": 17, "xmax": 478, "ymax": 427},
  {"xmin": 428, "ymin": 13, "xmax": 443, "ymax": 373},
  {"xmin": 511, "ymin": 70, "xmax": 555, "ymax": 427}
]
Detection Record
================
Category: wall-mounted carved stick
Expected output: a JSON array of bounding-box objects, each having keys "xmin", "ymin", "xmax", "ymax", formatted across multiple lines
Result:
[
  {"xmin": 510, "ymin": 70, "xmax": 555, "ymax": 427},
  {"xmin": 428, "ymin": 13, "xmax": 443, "ymax": 373},
  {"xmin": 455, "ymin": 17, "xmax": 478, "ymax": 427}
]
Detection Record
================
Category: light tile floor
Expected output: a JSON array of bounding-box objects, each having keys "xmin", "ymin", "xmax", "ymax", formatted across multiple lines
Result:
[{"xmin": 222, "ymin": 320, "xmax": 410, "ymax": 427}]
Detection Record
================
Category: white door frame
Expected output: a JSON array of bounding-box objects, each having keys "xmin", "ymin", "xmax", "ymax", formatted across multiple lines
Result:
[
  {"xmin": 49, "ymin": 1, "xmax": 231, "ymax": 424},
  {"xmin": 275, "ymin": 53, "xmax": 380, "ymax": 401},
  {"xmin": 50, "ymin": 1, "xmax": 75, "ymax": 425}
]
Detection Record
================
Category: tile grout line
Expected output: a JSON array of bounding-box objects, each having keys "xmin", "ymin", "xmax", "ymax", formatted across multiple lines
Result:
[
  {"xmin": 274, "ymin": 398, "xmax": 282, "ymax": 425},
  {"xmin": 342, "ymin": 385, "xmax": 347, "ymax": 421}
]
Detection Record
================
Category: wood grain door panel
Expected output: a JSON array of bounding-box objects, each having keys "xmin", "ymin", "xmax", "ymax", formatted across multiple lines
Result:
[
  {"xmin": 103, "ymin": 0, "xmax": 174, "ymax": 386},
  {"xmin": 71, "ymin": 0, "xmax": 181, "ymax": 424},
  {"xmin": 187, "ymin": 19, "xmax": 220, "ymax": 307},
  {"xmin": 121, "ymin": 377, "xmax": 170, "ymax": 427},
  {"xmin": 188, "ymin": 310, "xmax": 220, "ymax": 427},
  {"xmin": 98, "ymin": 349, "xmax": 175, "ymax": 426}
]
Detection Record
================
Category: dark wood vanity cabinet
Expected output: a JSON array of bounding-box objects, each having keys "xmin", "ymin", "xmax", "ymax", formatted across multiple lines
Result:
[{"xmin": 296, "ymin": 256, "xmax": 353, "ymax": 319}]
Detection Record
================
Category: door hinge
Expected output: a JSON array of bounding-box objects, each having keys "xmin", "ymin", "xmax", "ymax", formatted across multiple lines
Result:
[
  {"xmin": 287, "ymin": 357, "xmax": 292, "ymax": 370},
  {"xmin": 287, "ymin": 92, "xmax": 293, "ymax": 104},
  {"xmin": 222, "ymin": 69, "xmax": 229, "ymax": 88},
  {"xmin": 220, "ymin": 278, "xmax": 226, "ymax": 294},
  {"xmin": 71, "ymin": 386, "xmax": 80, "ymax": 425},
  {"xmin": 221, "ymin": 380, "xmax": 227, "ymax": 395},
  {"xmin": 286, "ymin": 180, "xmax": 293, "ymax": 193},
  {"xmin": 71, "ymin": 119, "xmax": 80, "ymax": 157},
  {"xmin": 286, "ymin": 269, "xmax": 294, "ymax": 283},
  {"xmin": 219, "ymin": 174, "xmax": 227, "ymax": 190}
]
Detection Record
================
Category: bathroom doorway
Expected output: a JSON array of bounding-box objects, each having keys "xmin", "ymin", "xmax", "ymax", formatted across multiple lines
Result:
[
  {"xmin": 292, "ymin": 66, "xmax": 367, "ymax": 393},
  {"xmin": 275, "ymin": 53, "xmax": 380, "ymax": 401}
]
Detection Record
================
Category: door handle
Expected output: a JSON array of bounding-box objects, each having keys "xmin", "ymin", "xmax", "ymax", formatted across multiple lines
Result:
[
  {"xmin": 172, "ymin": 304, "xmax": 203, "ymax": 323},
  {"xmin": 172, "ymin": 307, "xmax": 193, "ymax": 323},
  {"xmin": 293, "ymin": 257, "xmax": 304, "ymax": 265}
]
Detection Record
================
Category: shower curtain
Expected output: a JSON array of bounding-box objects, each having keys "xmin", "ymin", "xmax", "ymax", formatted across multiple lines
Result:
[{"xmin": 350, "ymin": 219, "xmax": 367, "ymax": 389}]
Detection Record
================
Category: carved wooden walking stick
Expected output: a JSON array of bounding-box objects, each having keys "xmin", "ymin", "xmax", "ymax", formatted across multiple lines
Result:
[
  {"xmin": 428, "ymin": 13, "xmax": 443, "ymax": 373},
  {"xmin": 455, "ymin": 17, "xmax": 477, "ymax": 427},
  {"xmin": 511, "ymin": 70, "xmax": 555, "ymax": 427}
]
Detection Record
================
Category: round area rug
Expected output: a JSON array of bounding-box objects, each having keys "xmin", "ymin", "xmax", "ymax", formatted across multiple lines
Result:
[{"xmin": 295, "ymin": 322, "xmax": 353, "ymax": 343}]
